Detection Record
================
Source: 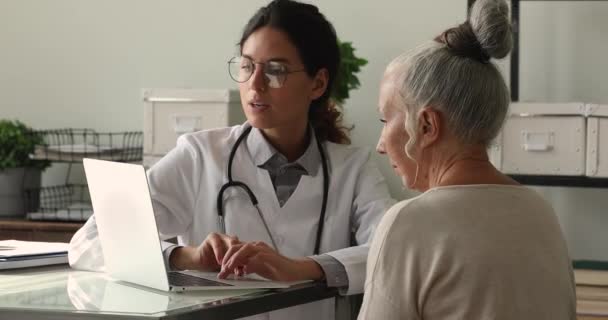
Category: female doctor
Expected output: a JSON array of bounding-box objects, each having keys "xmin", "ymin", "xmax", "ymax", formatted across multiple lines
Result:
[{"xmin": 68, "ymin": 0, "xmax": 394, "ymax": 319}]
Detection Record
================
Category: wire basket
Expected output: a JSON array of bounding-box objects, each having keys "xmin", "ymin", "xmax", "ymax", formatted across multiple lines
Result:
[
  {"xmin": 24, "ymin": 184, "xmax": 92, "ymax": 222},
  {"xmin": 30, "ymin": 129, "xmax": 143, "ymax": 163}
]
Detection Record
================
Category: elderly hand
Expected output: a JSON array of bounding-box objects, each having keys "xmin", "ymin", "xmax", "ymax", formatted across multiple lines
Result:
[
  {"xmin": 217, "ymin": 241, "xmax": 324, "ymax": 282},
  {"xmin": 169, "ymin": 232, "xmax": 241, "ymax": 271}
]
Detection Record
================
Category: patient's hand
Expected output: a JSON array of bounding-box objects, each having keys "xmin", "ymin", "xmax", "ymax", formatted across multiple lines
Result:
[{"xmin": 170, "ymin": 233, "xmax": 241, "ymax": 271}]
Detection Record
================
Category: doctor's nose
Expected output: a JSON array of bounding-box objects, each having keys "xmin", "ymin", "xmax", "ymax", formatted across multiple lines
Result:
[{"xmin": 249, "ymin": 66, "xmax": 268, "ymax": 92}]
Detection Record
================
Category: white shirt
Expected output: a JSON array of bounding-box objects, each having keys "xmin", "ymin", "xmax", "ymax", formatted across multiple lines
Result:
[
  {"xmin": 359, "ymin": 185, "xmax": 576, "ymax": 320},
  {"xmin": 69, "ymin": 124, "xmax": 395, "ymax": 320}
]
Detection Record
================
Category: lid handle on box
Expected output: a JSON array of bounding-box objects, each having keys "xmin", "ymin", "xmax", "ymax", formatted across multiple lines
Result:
[
  {"xmin": 172, "ymin": 115, "xmax": 201, "ymax": 135},
  {"xmin": 521, "ymin": 131, "xmax": 554, "ymax": 152}
]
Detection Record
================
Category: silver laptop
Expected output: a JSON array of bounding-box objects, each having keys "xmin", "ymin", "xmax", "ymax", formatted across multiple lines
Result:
[{"xmin": 83, "ymin": 158, "xmax": 295, "ymax": 292}]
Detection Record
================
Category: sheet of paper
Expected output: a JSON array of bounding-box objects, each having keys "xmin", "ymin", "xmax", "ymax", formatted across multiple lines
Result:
[{"xmin": 0, "ymin": 240, "xmax": 69, "ymax": 258}]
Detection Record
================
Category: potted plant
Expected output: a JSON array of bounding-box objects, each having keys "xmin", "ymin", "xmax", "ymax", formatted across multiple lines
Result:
[
  {"xmin": 332, "ymin": 40, "xmax": 368, "ymax": 105},
  {"xmin": 0, "ymin": 120, "xmax": 50, "ymax": 217}
]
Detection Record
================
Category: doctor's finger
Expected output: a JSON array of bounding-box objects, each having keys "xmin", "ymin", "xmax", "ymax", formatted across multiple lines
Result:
[
  {"xmin": 243, "ymin": 252, "xmax": 283, "ymax": 280},
  {"xmin": 217, "ymin": 246, "xmax": 250, "ymax": 279},
  {"xmin": 198, "ymin": 242, "xmax": 223, "ymax": 268},
  {"xmin": 252, "ymin": 241, "xmax": 276, "ymax": 252},
  {"xmin": 207, "ymin": 237, "xmax": 231, "ymax": 265},
  {"xmin": 223, "ymin": 243, "xmax": 258, "ymax": 269},
  {"xmin": 224, "ymin": 235, "xmax": 240, "ymax": 246},
  {"xmin": 220, "ymin": 243, "xmax": 245, "ymax": 266},
  {"xmin": 223, "ymin": 243, "xmax": 261, "ymax": 271},
  {"xmin": 219, "ymin": 250, "xmax": 261, "ymax": 279}
]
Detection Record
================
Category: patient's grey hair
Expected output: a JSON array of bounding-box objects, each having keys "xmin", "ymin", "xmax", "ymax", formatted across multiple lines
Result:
[{"xmin": 387, "ymin": 0, "xmax": 512, "ymax": 158}]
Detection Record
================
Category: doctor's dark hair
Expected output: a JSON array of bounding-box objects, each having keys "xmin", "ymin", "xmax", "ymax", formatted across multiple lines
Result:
[
  {"xmin": 239, "ymin": 0, "xmax": 351, "ymax": 144},
  {"xmin": 387, "ymin": 0, "xmax": 512, "ymax": 157}
]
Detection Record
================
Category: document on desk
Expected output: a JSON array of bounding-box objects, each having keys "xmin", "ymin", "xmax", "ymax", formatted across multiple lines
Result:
[{"xmin": 0, "ymin": 240, "xmax": 69, "ymax": 270}]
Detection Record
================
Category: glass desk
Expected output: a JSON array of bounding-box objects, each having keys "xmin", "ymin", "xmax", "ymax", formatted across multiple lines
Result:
[{"xmin": 0, "ymin": 265, "xmax": 338, "ymax": 319}]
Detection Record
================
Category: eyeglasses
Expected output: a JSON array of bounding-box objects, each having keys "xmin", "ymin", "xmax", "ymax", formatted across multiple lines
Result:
[{"xmin": 228, "ymin": 56, "xmax": 306, "ymax": 89}]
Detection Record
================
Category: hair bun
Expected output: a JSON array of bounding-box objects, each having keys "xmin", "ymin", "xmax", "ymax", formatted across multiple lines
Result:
[
  {"xmin": 438, "ymin": 22, "xmax": 490, "ymax": 63},
  {"xmin": 469, "ymin": 0, "xmax": 513, "ymax": 59},
  {"xmin": 435, "ymin": 0, "xmax": 512, "ymax": 62}
]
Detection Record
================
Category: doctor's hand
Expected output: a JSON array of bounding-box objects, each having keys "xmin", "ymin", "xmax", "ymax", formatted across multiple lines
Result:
[
  {"xmin": 169, "ymin": 233, "xmax": 241, "ymax": 271},
  {"xmin": 217, "ymin": 241, "xmax": 324, "ymax": 282}
]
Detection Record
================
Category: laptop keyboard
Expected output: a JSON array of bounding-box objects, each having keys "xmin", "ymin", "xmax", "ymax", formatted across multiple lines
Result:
[{"xmin": 168, "ymin": 272, "xmax": 233, "ymax": 287}]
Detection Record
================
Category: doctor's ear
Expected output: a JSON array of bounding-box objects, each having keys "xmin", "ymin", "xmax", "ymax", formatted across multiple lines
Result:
[
  {"xmin": 417, "ymin": 107, "xmax": 441, "ymax": 148},
  {"xmin": 310, "ymin": 69, "xmax": 329, "ymax": 100}
]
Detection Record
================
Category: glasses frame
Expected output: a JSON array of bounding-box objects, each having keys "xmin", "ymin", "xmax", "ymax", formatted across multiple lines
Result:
[{"xmin": 227, "ymin": 56, "xmax": 307, "ymax": 89}]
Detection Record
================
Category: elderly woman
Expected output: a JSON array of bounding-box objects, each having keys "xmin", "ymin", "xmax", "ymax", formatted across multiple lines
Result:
[{"xmin": 358, "ymin": 0, "xmax": 576, "ymax": 319}]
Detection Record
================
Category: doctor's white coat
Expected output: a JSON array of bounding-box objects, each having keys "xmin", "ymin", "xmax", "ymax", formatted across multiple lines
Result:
[{"xmin": 69, "ymin": 124, "xmax": 395, "ymax": 320}]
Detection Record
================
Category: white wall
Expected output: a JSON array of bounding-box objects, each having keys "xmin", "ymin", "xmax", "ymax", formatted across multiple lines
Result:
[
  {"xmin": 0, "ymin": 0, "xmax": 465, "ymax": 197},
  {"xmin": 1, "ymin": 1, "xmax": 607, "ymax": 261}
]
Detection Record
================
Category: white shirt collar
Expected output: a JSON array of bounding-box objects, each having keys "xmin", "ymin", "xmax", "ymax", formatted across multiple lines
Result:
[{"xmin": 245, "ymin": 124, "xmax": 321, "ymax": 176}]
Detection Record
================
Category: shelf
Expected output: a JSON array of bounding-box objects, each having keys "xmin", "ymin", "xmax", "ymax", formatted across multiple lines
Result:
[
  {"xmin": 24, "ymin": 184, "xmax": 93, "ymax": 222},
  {"xmin": 509, "ymin": 175, "xmax": 608, "ymax": 188},
  {"xmin": 0, "ymin": 219, "xmax": 83, "ymax": 231},
  {"xmin": 23, "ymin": 128, "xmax": 143, "ymax": 221},
  {"xmin": 31, "ymin": 129, "xmax": 143, "ymax": 163},
  {"xmin": 0, "ymin": 218, "xmax": 83, "ymax": 242}
]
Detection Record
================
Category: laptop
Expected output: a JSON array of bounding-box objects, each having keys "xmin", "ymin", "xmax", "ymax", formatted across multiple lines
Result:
[{"xmin": 83, "ymin": 158, "xmax": 296, "ymax": 292}]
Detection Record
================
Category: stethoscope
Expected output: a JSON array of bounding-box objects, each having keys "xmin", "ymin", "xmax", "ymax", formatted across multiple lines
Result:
[{"xmin": 216, "ymin": 125, "xmax": 329, "ymax": 255}]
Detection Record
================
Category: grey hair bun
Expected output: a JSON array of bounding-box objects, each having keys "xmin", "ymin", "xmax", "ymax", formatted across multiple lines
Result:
[
  {"xmin": 469, "ymin": 0, "xmax": 513, "ymax": 59},
  {"xmin": 435, "ymin": 0, "xmax": 512, "ymax": 63}
]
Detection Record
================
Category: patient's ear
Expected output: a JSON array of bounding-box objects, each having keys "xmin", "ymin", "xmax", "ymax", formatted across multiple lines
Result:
[{"xmin": 418, "ymin": 107, "xmax": 441, "ymax": 148}]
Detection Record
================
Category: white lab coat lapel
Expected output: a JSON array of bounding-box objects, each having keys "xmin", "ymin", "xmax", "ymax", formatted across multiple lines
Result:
[
  {"xmin": 221, "ymin": 156, "xmax": 326, "ymax": 258},
  {"xmin": 276, "ymin": 174, "xmax": 324, "ymax": 257},
  {"xmin": 221, "ymin": 185, "xmax": 273, "ymax": 244},
  {"xmin": 220, "ymin": 146, "xmax": 277, "ymax": 245}
]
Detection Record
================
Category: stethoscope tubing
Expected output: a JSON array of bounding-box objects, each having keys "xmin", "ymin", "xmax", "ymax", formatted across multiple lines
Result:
[{"xmin": 216, "ymin": 124, "xmax": 329, "ymax": 255}]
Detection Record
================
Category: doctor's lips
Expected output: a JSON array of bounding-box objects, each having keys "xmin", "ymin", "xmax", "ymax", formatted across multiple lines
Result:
[{"xmin": 249, "ymin": 101, "xmax": 270, "ymax": 111}]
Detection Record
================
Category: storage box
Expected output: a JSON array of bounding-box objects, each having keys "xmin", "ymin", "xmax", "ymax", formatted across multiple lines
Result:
[
  {"xmin": 586, "ymin": 104, "xmax": 608, "ymax": 178},
  {"xmin": 142, "ymin": 89, "xmax": 245, "ymax": 167},
  {"xmin": 491, "ymin": 102, "xmax": 586, "ymax": 176}
]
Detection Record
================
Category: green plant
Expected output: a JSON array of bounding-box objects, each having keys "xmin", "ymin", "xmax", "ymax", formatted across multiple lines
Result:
[
  {"xmin": 0, "ymin": 120, "xmax": 50, "ymax": 171},
  {"xmin": 332, "ymin": 40, "xmax": 368, "ymax": 106}
]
